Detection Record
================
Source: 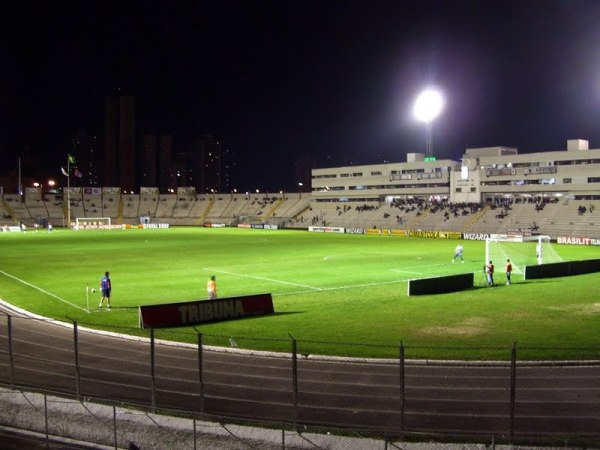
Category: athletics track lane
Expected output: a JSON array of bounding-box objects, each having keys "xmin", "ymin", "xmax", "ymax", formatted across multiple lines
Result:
[{"xmin": 0, "ymin": 307, "xmax": 599, "ymax": 444}]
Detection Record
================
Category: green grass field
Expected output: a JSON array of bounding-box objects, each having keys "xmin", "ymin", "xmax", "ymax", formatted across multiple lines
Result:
[{"xmin": 1, "ymin": 227, "xmax": 599, "ymax": 360}]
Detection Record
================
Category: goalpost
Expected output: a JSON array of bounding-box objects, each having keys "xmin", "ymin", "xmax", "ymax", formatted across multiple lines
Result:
[
  {"xmin": 75, "ymin": 217, "xmax": 112, "ymax": 230},
  {"xmin": 485, "ymin": 235, "xmax": 562, "ymax": 276}
]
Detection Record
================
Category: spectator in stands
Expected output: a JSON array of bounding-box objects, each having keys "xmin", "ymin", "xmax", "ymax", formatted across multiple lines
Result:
[
  {"xmin": 207, "ymin": 275, "xmax": 217, "ymax": 299},
  {"xmin": 505, "ymin": 259, "xmax": 512, "ymax": 285}
]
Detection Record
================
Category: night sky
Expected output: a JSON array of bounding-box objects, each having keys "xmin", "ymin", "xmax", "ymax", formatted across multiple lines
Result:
[{"xmin": 2, "ymin": 1, "xmax": 600, "ymax": 191}]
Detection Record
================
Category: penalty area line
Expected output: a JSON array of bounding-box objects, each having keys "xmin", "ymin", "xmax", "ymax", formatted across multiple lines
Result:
[
  {"xmin": 203, "ymin": 268, "xmax": 322, "ymax": 291},
  {"xmin": 389, "ymin": 268, "xmax": 423, "ymax": 274},
  {"xmin": 0, "ymin": 269, "xmax": 89, "ymax": 313},
  {"xmin": 275, "ymin": 277, "xmax": 414, "ymax": 297}
]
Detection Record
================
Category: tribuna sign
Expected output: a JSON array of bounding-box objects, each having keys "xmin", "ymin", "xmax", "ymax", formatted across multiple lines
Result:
[{"xmin": 139, "ymin": 293, "xmax": 274, "ymax": 329}]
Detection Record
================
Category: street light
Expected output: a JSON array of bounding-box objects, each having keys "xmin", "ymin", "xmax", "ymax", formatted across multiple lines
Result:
[{"xmin": 413, "ymin": 88, "xmax": 444, "ymax": 158}]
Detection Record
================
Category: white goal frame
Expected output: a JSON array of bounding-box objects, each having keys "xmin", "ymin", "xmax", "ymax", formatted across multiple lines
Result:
[
  {"xmin": 485, "ymin": 235, "xmax": 553, "ymax": 271},
  {"xmin": 75, "ymin": 217, "xmax": 112, "ymax": 230}
]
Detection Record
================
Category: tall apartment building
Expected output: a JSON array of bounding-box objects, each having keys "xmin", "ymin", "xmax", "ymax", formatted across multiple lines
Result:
[
  {"xmin": 71, "ymin": 129, "xmax": 100, "ymax": 186},
  {"xmin": 158, "ymin": 133, "xmax": 174, "ymax": 191},
  {"xmin": 104, "ymin": 94, "xmax": 136, "ymax": 191},
  {"xmin": 140, "ymin": 133, "xmax": 158, "ymax": 187},
  {"xmin": 189, "ymin": 134, "xmax": 229, "ymax": 194}
]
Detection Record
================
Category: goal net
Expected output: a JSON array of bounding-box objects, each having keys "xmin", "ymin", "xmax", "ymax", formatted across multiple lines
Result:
[
  {"xmin": 75, "ymin": 217, "xmax": 112, "ymax": 230},
  {"xmin": 485, "ymin": 235, "xmax": 562, "ymax": 276}
]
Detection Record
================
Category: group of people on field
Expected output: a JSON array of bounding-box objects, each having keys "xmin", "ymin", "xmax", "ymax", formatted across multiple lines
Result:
[
  {"xmin": 96, "ymin": 242, "xmax": 530, "ymax": 311},
  {"xmin": 94, "ymin": 271, "xmax": 218, "ymax": 311},
  {"xmin": 453, "ymin": 243, "xmax": 513, "ymax": 286},
  {"xmin": 484, "ymin": 259, "xmax": 512, "ymax": 286}
]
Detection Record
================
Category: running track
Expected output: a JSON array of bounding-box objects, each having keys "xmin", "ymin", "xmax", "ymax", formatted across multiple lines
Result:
[{"xmin": 0, "ymin": 304, "xmax": 599, "ymax": 446}]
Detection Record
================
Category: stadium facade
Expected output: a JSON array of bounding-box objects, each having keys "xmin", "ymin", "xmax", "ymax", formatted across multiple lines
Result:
[
  {"xmin": 311, "ymin": 139, "xmax": 600, "ymax": 204},
  {"xmin": 2, "ymin": 139, "xmax": 600, "ymax": 239}
]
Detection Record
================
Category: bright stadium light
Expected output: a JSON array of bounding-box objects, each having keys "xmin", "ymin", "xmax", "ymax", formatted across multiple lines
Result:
[{"xmin": 413, "ymin": 88, "xmax": 444, "ymax": 158}]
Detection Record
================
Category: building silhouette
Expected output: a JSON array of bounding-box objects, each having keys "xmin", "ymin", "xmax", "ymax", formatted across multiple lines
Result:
[
  {"xmin": 186, "ymin": 134, "xmax": 234, "ymax": 194},
  {"xmin": 104, "ymin": 94, "xmax": 136, "ymax": 191},
  {"xmin": 71, "ymin": 129, "xmax": 100, "ymax": 186}
]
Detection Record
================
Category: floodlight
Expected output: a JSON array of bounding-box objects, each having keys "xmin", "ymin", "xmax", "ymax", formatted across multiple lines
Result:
[
  {"xmin": 413, "ymin": 88, "xmax": 444, "ymax": 158},
  {"xmin": 413, "ymin": 89, "xmax": 444, "ymax": 123}
]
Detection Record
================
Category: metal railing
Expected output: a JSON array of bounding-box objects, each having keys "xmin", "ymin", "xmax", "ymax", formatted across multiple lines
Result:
[{"xmin": 1, "ymin": 312, "xmax": 600, "ymax": 448}]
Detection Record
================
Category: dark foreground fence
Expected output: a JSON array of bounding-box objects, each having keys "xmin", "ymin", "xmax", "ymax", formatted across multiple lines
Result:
[{"xmin": 1, "ymin": 312, "xmax": 600, "ymax": 449}]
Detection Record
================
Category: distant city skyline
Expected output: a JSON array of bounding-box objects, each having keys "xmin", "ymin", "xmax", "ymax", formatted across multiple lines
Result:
[{"xmin": 2, "ymin": 1, "xmax": 600, "ymax": 192}]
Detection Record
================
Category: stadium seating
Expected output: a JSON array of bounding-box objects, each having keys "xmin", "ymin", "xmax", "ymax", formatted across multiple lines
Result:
[
  {"xmin": 43, "ymin": 194, "xmax": 65, "ymax": 222},
  {"xmin": 5, "ymin": 194, "xmax": 33, "ymax": 225},
  {"xmin": 172, "ymin": 196, "xmax": 195, "ymax": 218},
  {"xmin": 82, "ymin": 192, "xmax": 102, "ymax": 217},
  {"xmin": 3, "ymin": 189, "xmax": 598, "ymax": 239},
  {"xmin": 139, "ymin": 194, "xmax": 159, "ymax": 218},
  {"xmin": 122, "ymin": 195, "xmax": 140, "ymax": 218},
  {"xmin": 155, "ymin": 194, "xmax": 177, "ymax": 218},
  {"xmin": 187, "ymin": 194, "xmax": 210, "ymax": 221}
]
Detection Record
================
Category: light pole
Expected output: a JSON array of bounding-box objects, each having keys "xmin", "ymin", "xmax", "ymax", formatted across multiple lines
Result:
[{"xmin": 413, "ymin": 88, "xmax": 444, "ymax": 158}]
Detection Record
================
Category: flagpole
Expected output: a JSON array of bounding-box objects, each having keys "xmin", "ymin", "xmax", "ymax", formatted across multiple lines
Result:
[{"xmin": 67, "ymin": 155, "xmax": 71, "ymax": 228}]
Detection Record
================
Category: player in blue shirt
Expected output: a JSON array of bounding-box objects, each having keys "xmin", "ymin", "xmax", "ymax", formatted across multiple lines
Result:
[{"xmin": 99, "ymin": 271, "xmax": 112, "ymax": 308}]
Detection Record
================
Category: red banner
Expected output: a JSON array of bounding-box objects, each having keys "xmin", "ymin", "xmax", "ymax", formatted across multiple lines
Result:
[{"xmin": 139, "ymin": 293, "xmax": 274, "ymax": 329}]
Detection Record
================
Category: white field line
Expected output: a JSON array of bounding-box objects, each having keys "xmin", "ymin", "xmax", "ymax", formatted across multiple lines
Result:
[
  {"xmin": 206, "ymin": 260, "xmax": 484, "ymax": 298},
  {"xmin": 203, "ymin": 268, "xmax": 322, "ymax": 291},
  {"xmin": 276, "ymin": 277, "xmax": 414, "ymax": 297},
  {"xmin": 389, "ymin": 268, "xmax": 423, "ymax": 274},
  {"xmin": 0, "ymin": 269, "xmax": 89, "ymax": 313}
]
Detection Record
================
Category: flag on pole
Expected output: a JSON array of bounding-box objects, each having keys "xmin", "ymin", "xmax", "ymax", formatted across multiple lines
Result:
[
  {"xmin": 73, "ymin": 168, "xmax": 83, "ymax": 178},
  {"xmin": 68, "ymin": 154, "xmax": 76, "ymax": 164},
  {"xmin": 61, "ymin": 167, "xmax": 69, "ymax": 177}
]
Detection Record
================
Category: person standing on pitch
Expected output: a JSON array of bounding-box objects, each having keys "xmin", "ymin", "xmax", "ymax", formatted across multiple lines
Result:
[
  {"xmin": 99, "ymin": 271, "xmax": 112, "ymax": 308},
  {"xmin": 505, "ymin": 259, "xmax": 513, "ymax": 285},
  {"xmin": 452, "ymin": 243, "xmax": 464, "ymax": 263},
  {"xmin": 207, "ymin": 275, "xmax": 217, "ymax": 299},
  {"xmin": 486, "ymin": 261, "xmax": 495, "ymax": 286}
]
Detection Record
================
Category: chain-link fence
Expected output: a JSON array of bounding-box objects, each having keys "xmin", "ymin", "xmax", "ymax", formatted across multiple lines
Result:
[{"xmin": 1, "ymin": 312, "xmax": 599, "ymax": 449}]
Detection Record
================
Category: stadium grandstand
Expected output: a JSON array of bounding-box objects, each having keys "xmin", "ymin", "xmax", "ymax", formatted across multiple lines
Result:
[{"xmin": 2, "ymin": 139, "xmax": 600, "ymax": 239}]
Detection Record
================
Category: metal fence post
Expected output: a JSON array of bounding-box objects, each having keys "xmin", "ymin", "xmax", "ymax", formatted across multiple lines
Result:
[
  {"xmin": 193, "ymin": 417, "xmax": 197, "ymax": 450},
  {"xmin": 113, "ymin": 404, "xmax": 118, "ymax": 449},
  {"xmin": 197, "ymin": 332, "xmax": 204, "ymax": 414},
  {"xmin": 510, "ymin": 342, "xmax": 517, "ymax": 441},
  {"xmin": 150, "ymin": 327, "xmax": 156, "ymax": 412},
  {"xmin": 289, "ymin": 334, "xmax": 298, "ymax": 404},
  {"xmin": 73, "ymin": 320, "xmax": 81, "ymax": 399},
  {"xmin": 399, "ymin": 341, "xmax": 405, "ymax": 433},
  {"xmin": 44, "ymin": 393, "xmax": 49, "ymax": 442},
  {"xmin": 7, "ymin": 315, "xmax": 15, "ymax": 386}
]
